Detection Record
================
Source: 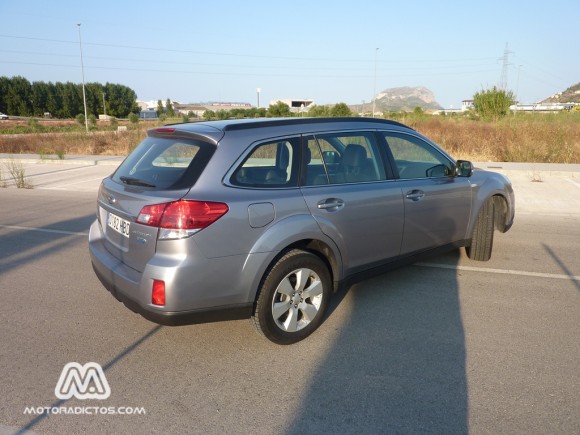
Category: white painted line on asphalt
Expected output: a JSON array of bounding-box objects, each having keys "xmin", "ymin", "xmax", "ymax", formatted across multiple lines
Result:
[
  {"xmin": 0, "ymin": 224, "xmax": 88, "ymax": 236},
  {"xmin": 415, "ymin": 262, "xmax": 580, "ymax": 282},
  {"xmin": 566, "ymin": 178, "xmax": 580, "ymax": 189},
  {"xmin": 35, "ymin": 176, "xmax": 105, "ymax": 188}
]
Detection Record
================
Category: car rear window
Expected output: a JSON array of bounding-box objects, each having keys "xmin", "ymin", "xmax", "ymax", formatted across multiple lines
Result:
[{"xmin": 112, "ymin": 137, "xmax": 214, "ymax": 190}]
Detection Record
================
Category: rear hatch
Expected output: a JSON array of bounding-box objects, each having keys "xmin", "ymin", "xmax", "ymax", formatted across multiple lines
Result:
[{"xmin": 96, "ymin": 132, "xmax": 216, "ymax": 272}]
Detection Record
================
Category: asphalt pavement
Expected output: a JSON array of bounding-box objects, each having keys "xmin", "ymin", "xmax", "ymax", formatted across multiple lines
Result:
[{"xmin": 0, "ymin": 154, "xmax": 579, "ymax": 434}]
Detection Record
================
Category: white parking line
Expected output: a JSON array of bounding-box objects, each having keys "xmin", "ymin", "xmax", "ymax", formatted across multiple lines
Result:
[
  {"xmin": 566, "ymin": 178, "xmax": 580, "ymax": 189},
  {"xmin": 36, "ymin": 176, "xmax": 106, "ymax": 189},
  {"xmin": 0, "ymin": 224, "xmax": 88, "ymax": 236},
  {"xmin": 415, "ymin": 262, "xmax": 580, "ymax": 282}
]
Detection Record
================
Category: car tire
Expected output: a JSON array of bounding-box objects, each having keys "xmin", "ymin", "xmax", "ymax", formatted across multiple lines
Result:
[
  {"xmin": 252, "ymin": 249, "xmax": 331, "ymax": 344},
  {"xmin": 466, "ymin": 198, "xmax": 495, "ymax": 261}
]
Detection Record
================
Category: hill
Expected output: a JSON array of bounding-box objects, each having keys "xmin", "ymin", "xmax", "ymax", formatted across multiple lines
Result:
[
  {"xmin": 541, "ymin": 82, "xmax": 580, "ymax": 103},
  {"xmin": 373, "ymin": 86, "xmax": 442, "ymax": 112}
]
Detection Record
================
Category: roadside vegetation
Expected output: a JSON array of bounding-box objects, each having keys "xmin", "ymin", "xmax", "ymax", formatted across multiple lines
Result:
[{"xmin": 1, "ymin": 106, "xmax": 579, "ymax": 164}]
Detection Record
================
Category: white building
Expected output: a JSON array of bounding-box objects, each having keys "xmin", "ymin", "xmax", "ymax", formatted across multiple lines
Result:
[{"xmin": 270, "ymin": 99, "xmax": 315, "ymax": 113}]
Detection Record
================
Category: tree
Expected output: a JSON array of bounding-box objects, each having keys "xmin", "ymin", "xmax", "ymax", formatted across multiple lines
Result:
[
  {"xmin": 4, "ymin": 76, "xmax": 33, "ymax": 116},
  {"xmin": 473, "ymin": 86, "xmax": 515, "ymax": 121},
  {"xmin": 267, "ymin": 101, "xmax": 291, "ymax": 118},
  {"xmin": 104, "ymin": 83, "xmax": 138, "ymax": 118},
  {"xmin": 330, "ymin": 102, "xmax": 353, "ymax": 117},
  {"xmin": 203, "ymin": 110, "xmax": 216, "ymax": 120},
  {"xmin": 165, "ymin": 98, "xmax": 175, "ymax": 117},
  {"xmin": 0, "ymin": 76, "xmax": 138, "ymax": 119},
  {"xmin": 307, "ymin": 105, "xmax": 331, "ymax": 117},
  {"xmin": 156, "ymin": 99, "xmax": 164, "ymax": 116}
]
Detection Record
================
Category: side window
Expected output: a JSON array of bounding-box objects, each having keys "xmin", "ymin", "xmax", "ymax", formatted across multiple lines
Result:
[
  {"xmin": 383, "ymin": 132, "xmax": 454, "ymax": 179},
  {"xmin": 302, "ymin": 132, "xmax": 387, "ymax": 186},
  {"xmin": 231, "ymin": 138, "xmax": 299, "ymax": 187}
]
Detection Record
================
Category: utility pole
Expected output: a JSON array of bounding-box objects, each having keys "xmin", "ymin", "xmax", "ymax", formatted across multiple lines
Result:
[
  {"xmin": 77, "ymin": 23, "xmax": 89, "ymax": 133},
  {"xmin": 372, "ymin": 48, "xmax": 379, "ymax": 118},
  {"xmin": 499, "ymin": 42, "xmax": 513, "ymax": 91}
]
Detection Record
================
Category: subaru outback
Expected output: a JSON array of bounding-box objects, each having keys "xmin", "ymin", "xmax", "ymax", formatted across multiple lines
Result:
[{"xmin": 89, "ymin": 117, "xmax": 515, "ymax": 344}]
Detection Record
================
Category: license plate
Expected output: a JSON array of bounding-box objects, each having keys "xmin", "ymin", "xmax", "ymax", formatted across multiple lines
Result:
[{"xmin": 107, "ymin": 212, "xmax": 130, "ymax": 238}]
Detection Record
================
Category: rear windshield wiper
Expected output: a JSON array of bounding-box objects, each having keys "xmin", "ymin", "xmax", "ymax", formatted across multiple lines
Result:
[{"xmin": 119, "ymin": 176, "xmax": 156, "ymax": 188}]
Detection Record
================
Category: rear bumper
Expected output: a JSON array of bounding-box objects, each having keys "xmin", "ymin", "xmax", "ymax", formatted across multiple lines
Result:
[
  {"xmin": 91, "ymin": 263, "xmax": 252, "ymax": 325},
  {"xmin": 88, "ymin": 220, "xmax": 253, "ymax": 326}
]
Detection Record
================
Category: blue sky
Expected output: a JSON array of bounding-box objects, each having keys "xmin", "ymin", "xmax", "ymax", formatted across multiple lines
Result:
[{"xmin": 1, "ymin": 0, "xmax": 578, "ymax": 108}]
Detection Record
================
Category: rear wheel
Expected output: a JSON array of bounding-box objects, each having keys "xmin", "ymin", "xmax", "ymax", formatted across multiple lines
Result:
[
  {"xmin": 253, "ymin": 249, "xmax": 331, "ymax": 345},
  {"xmin": 466, "ymin": 198, "xmax": 495, "ymax": 261}
]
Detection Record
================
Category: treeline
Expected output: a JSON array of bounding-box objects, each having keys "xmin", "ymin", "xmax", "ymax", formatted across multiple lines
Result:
[
  {"xmin": 202, "ymin": 101, "xmax": 354, "ymax": 120},
  {"xmin": 0, "ymin": 76, "xmax": 139, "ymax": 119}
]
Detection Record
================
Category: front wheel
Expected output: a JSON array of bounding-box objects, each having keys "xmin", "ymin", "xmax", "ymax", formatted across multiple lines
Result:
[
  {"xmin": 466, "ymin": 198, "xmax": 495, "ymax": 261},
  {"xmin": 252, "ymin": 249, "xmax": 331, "ymax": 345}
]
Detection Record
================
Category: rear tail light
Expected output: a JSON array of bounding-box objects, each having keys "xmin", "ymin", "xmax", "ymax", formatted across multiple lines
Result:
[
  {"xmin": 136, "ymin": 200, "xmax": 228, "ymax": 239},
  {"xmin": 152, "ymin": 280, "xmax": 165, "ymax": 306}
]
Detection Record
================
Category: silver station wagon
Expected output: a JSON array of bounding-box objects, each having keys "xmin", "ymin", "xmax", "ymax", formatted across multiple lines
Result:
[{"xmin": 89, "ymin": 117, "xmax": 515, "ymax": 344}]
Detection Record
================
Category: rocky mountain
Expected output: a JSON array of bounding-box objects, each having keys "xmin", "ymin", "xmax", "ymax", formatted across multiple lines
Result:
[
  {"xmin": 373, "ymin": 86, "xmax": 442, "ymax": 112},
  {"xmin": 541, "ymin": 82, "xmax": 580, "ymax": 103}
]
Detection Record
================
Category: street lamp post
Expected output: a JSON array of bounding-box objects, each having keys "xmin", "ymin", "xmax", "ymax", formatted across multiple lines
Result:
[
  {"xmin": 77, "ymin": 23, "xmax": 89, "ymax": 133},
  {"xmin": 372, "ymin": 48, "xmax": 379, "ymax": 118}
]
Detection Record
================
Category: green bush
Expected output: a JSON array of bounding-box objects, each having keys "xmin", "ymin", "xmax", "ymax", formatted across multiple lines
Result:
[
  {"xmin": 128, "ymin": 112, "xmax": 139, "ymax": 124},
  {"xmin": 473, "ymin": 87, "xmax": 515, "ymax": 121},
  {"xmin": 75, "ymin": 113, "xmax": 85, "ymax": 126}
]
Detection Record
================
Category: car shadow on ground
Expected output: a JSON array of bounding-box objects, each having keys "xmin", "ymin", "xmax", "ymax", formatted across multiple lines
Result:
[
  {"xmin": 286, "ymin": 249, "xmax": 468, "ymax": 434},
  {"xmin": 0, "ymin": 214, "xmax": 95, "ymax": 275}
]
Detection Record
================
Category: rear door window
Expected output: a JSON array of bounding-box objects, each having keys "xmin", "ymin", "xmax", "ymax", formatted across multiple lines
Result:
[
  {"xmin": 231, "ymin": 137, "xmax": 300, "ymax": 187},
  {"xmin": 112, "ymin": 137, "xmax": 214, "ymax": 190}
]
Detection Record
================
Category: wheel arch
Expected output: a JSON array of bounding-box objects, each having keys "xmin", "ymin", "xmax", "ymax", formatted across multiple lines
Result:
[
  {"xmin": 492, "ymin": 194, "xmax": 510, "ymax": 232},
  {"xmin": 239, "ymin": 215, "xmax": 343, "ymax": 306}
]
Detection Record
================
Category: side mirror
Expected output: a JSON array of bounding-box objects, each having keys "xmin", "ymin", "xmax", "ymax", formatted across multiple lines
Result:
[{"xmin": 456, "ymin": 160, "xmax": 473, "ymax": 177}]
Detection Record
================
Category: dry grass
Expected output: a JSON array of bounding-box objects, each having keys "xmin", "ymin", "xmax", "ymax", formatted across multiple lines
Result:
[
  {"xmin": 407, "ymin": 113, "xmax": 580, "ymax": 163},
  {"xmin": 1, "ymin": 114, "xmax": 579, "ymax": 163},
  {"xmin": 0, "ymin": 119, "xmax": 152, "ymax": 156}
]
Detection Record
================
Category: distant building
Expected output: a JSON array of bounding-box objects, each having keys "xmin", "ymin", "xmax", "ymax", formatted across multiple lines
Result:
[
  {"xmin": 137, "ymin": 100, "xmax": 158, "ymax": 111},
  {"xmin": 270, "ymin": 99, "xmax": 315, "ymax": 113},
  {"xmin": 173, "ymin": 104, "xmax": 210, "ymax": 118},
  {"xmin": 461, "ymin": 100, "xmax": 474, "ymax": 111},
  {"xmin": 139, "ymin": 109, "xmax": 158, "ymax": 119},
  {"xmin": 511, "ymin": 102, "xmax": 579, "ymax": 112}
]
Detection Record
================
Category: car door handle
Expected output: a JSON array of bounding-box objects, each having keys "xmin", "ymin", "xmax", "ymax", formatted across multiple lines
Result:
[
  {"xmin": 405, "ymin": 190, "xmax": 425, "ymax": 201},
  {"xmin": 317, "ymin": 198, "xmax": 345, "ymax": 210}
]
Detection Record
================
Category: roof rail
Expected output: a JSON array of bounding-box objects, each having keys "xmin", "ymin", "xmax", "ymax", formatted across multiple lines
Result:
[{"xmin": 221, "ymin": 117, "xmax": 410, "ymax": 131}]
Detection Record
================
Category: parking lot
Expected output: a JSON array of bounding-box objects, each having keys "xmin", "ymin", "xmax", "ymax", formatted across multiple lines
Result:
[{"xmin": 0, "ymin": 157, "xmax": 579, "ymax": 434}]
